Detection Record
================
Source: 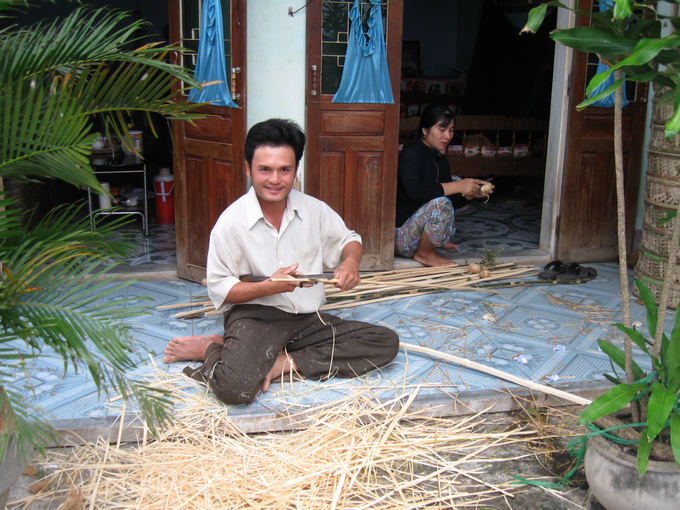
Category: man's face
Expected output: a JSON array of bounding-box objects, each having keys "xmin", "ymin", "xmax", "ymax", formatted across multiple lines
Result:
[{"xmin": 246, "ymin": 145, "xmax": 298, "ymax": 205}]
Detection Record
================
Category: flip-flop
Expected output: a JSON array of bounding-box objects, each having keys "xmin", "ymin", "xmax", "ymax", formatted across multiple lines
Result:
[
  {"xmin": 538, "ymin": 260, "xmax": 565, "ymax": 280},
  {"xmin": 555, "ymin": 262, "xmax": 597, "ymax": 282}
]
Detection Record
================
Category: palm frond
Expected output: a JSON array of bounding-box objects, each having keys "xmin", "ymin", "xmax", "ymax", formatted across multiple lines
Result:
[
  {"xmin": 0, "ymin": 387, "xmax": 55, "ymax": 461},
  {"xmin": 0, "ymin": 6, "xmax": 199, "ymax": 89},
  {"xmin": 1, "ymin": 5, "xmax": 205, "ymax": 190}
]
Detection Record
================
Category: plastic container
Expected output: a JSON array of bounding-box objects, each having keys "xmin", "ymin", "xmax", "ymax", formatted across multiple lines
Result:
[
  {"xmin": 122, "ymin": 130, "xmax": 143, "ymax": 155},
  {"xmin": 154, "ymin": 168, "xmax": 175, "ymax": 225},
  {"xmin": 98, "ymin": 182, "xmax": 111, "ymax": 209}
]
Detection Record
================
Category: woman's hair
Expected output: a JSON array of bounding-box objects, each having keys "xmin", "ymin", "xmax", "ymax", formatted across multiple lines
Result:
[{"xmin": 403, "ymin": 104, "xmax": 456, "ymax": 149}]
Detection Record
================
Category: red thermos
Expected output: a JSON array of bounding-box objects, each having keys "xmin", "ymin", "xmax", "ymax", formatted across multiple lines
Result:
[{"xmin": 154, "ymin": 168, "xmax": 175, "ymax": 225}]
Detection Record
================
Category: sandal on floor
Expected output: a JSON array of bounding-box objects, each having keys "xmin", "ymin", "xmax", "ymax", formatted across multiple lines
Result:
[
  {"xmin": 538, "ymin": 260, "xmax": 565, "ymax": 280},
  {"xmin": 555, "ymin": 262, "xmax": 597, "ymax": 282}
]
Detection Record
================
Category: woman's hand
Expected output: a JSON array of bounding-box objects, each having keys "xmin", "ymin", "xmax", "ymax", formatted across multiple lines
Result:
[{"xmin": 442, "ymin": 179, "xmax": 493, "ymax": 199}]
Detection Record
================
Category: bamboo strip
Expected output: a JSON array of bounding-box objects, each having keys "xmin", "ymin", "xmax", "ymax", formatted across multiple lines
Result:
[
  {"xmin": 178, "ymin": 264, "xmax": 538, "ymax": 317},
  {"xmin": 399, "ymin": 342, "xmax": 591, "ymax": 406},
  {"xmin": 175, "ymin": 306, "xmax": 216, "ymax": 319},
  {"xmin": 156, "ymin": 301, "xmax": 213, "ymax": 310}
]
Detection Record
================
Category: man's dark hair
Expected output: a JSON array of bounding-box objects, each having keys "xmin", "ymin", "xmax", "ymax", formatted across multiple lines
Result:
[{"xmin": 244, "ymin": 118, "xmax": 306, "ymax": 167}]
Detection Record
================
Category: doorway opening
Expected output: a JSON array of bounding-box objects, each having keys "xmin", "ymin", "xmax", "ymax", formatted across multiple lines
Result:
[{"xmin": 398, "ymin": 0, "xmax": 556, "ymax": 261}]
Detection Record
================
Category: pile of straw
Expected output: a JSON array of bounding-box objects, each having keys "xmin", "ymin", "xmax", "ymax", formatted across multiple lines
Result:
[{"xmin": 20, "ymin": 376, "xmax": 576, "ymax": 510}]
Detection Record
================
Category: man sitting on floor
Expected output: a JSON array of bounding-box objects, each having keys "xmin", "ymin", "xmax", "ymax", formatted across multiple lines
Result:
[{"xmin": 163, "ymin": 118, "xmax": 399, "ymax": 405}]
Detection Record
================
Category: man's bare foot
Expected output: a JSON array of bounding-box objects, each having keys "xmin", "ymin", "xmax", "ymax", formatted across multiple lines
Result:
[
  {"xmin": 443, "ymin": 242, "xmax": 459, "ymax": 250},
  {"xmin": 413, "ymin": 250, "xmax": 458, "ymax": 267},
  {"xmin": 261, "ymin": 351, "xmax": 299, "ymax": 392},
  {"xmin": 163, "ymin": 334, "xmax": 224, "ymax": 364}
]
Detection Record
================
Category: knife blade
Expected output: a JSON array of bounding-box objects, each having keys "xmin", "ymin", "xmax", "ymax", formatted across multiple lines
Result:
[{"xmin": 239, "ymin": 273, "xmax": 334, "ymax": 283}]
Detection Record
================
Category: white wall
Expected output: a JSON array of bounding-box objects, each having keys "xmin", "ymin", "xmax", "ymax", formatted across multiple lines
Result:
[{"xmin": 246, "ymin": 0, "xmax": 308, "ymax": 180}]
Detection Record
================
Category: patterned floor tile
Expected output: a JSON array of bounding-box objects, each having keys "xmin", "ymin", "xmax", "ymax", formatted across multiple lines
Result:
[{"xmin": 11, "ymin": 256, "xmax": 673, "ymax": 426}]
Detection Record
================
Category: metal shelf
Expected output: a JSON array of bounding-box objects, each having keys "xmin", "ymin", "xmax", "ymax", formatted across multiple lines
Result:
[{"xmin": 87, "ymin": 155, "xmax": 149, "ymax": 236}]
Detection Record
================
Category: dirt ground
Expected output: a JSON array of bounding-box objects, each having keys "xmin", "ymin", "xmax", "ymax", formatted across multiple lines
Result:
[{"xmin": 6, "ymin": 405, "xmax": 610, "ymax": 510}]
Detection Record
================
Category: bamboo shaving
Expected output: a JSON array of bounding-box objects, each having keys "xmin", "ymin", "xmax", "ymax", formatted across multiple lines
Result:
[{"xmin": 24, "ymin": 377, "xmax": 578, "ymax": 510}]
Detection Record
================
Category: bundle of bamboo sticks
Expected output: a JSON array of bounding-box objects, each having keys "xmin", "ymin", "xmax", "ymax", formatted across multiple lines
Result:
[{"xmin": 160, "ymin": 264, "xmax": 539, "ymax": 319}]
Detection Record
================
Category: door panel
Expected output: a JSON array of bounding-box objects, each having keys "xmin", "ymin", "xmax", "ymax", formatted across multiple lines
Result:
[
  {"xmin": 306, "ymin": 0, "xmax": 403, "ymax": 270},
  {"xmin": 169, "ymin": 0, "xmax": 247, "ymax": 283},
  {"xmin": 556, "ymin": 0, "xmax": 647, "ymax": 262}
]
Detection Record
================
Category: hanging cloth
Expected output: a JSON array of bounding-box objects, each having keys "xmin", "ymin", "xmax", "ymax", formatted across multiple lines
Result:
[
  {"xmin": 332, "ymin": 0, "xmax": 394, "ymax": 104},
  {"xmin": 590, "ymin": 0, "xmax": 629, "ymax": 108},
  {"xmin": 188, "ymin": 0, "xmax": 238, "ymax": 107}
]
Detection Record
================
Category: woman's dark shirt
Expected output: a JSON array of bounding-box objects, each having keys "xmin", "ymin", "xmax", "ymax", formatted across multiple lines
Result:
[{"xmin": 395, "ymin": 139, "xmax": 461, "ymax": 228}]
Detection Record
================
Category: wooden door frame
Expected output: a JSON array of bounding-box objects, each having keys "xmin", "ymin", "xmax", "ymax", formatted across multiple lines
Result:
[
  {"xmin": 304, "ymin": 0, "xmax": 403, "ymax": 270},
  {"xmin": 169, "ymin": 0, "xmax": 248, "ymax": 282},
  {"xmin": 554, "ymin": 0, "xmax": 647, "ymax": 262}
]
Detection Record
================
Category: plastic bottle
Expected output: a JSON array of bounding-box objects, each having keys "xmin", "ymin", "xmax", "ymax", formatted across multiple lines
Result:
[{"xmin": 154, "ymin": 168, "xmax": 175, "ymax": 225}]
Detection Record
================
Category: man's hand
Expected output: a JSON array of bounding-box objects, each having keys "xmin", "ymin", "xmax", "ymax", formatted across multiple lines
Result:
[
  {"xmin": 268, "ymin": 262, "xmax": 307, "ymax": 293},
  {"xmin": 333, "ymin": 241, "xmax": 362, "ymax": 291}
]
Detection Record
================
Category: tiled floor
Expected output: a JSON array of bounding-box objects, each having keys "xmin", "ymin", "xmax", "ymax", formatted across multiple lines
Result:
[
  {"xmin": 7, "ymin": 262, "xmax": 661, "ymax": 434},
  {"xmin": 12, "ymin": 199, "xmax": 662, "ymax": 435}
]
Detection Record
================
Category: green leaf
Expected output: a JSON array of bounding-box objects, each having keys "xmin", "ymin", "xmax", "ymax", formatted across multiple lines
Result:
[
  {"xmin": 603, "ymin": 373, "xmax": 623, "ymax": 385},
  {"xmin": 579, "ymin": 383, "xmax": 648, "ymax": 424},
  {"xmin": 667, "ymin": 309, "xmax": 680, "ymax": 387},
  {"xmin": 611, "ymin": 0, "xmax": 633, "ymax": 20},
  {"xmin": 598, "ymin": 338, "xmax": 645, "ymax": 381},
  {"xmin": 613, "ymin": 323, "xmax": 651, "ymax": 356},
  {"xmin": 646, "ymin": 382, "xmax": 677, "ymax": 441},
  {"xmin": 667, "ymin": 84, "xmax": 680, "ymax": 139},
  {"xmin": 522, "ymin": 2, "xmax": 571, "ymax": 34},
  {"xmin": 578, "ymin": 77, "xmax": 626, "ymax": 110},
  {"xmin": 635, "ymin": 279, "xmax": 670, "ymax": 347},
  {"xmin": 670, "ymin": 414, "xmax": 680, "ymax": 469},
  {"xmin": 551, "ymin": 27, "xmax": 635, "ymax": 56},
  {"xmin": 638, "ymin": 428, "xmax": 652, "ymax": 475}
]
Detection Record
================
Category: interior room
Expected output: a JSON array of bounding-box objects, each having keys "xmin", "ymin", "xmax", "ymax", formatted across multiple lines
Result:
[{"xmin": 399, "ymin": 0, "xmax": 556, "ymax": 258}]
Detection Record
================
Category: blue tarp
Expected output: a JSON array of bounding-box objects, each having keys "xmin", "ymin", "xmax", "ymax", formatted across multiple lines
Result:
[
  {"xmin": 188, "ymin": 0, "xmax": 238, "ymax": 108},
  {"xmin": 332, "ymin": 0, "xmax": 394, "ymax": 104}
]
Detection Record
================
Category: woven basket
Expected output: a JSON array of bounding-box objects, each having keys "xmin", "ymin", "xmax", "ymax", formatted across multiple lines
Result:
[
  {"xmin": 643, "ymin": 200, "xmax": 676, "ymax": 232},
  {"xmin": 651, "ymin": 98, "xmax": 675, "ymax": 124},
  {"xmin": 645, "ymin": 175, "xmax": 680, "ymax": 207},
  {"xmin": 647, "ymin": 149, "xmax": 680, "ymax": 178},
  {"xmin": 636, "ymin": 247, "xmax": 680, "ymax": 285},
  {"xmin": 639, "ymin": 221, "xmax": 680, "ymax": 259},
  {"xmin": 650, "ymin": 124, "xmax": 680, "ymax": 154},
  {"xmin": 636, "ymin": 94, "xmax": 680, "ymax": 307},
  {"xmin": 632, "ymin": 266, "xmax": 680, "ymax": 309}
]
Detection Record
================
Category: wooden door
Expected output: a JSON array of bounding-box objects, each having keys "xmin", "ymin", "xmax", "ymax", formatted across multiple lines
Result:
[
  {"xmin": 169, "ymin": 0, "xmax": 247, "ymax": 283},
  {"xmin": 556, "ymin": 0, "xmax": 647, "ymax": 262},
  {"xmin": 305, "ymin": 0, "xmax": 402, "ymax": 270}
]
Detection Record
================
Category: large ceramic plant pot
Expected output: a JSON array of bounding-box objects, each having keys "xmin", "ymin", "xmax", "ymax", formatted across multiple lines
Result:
[{"xmin": 585, "ymin": 434, "xmax": 680, "ymax": 510}]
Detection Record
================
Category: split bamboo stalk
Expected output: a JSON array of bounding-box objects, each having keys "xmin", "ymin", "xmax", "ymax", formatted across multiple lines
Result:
[
  {"xmin": 156, "ymin": 300, "xmax": 213, "ymax": 310},
  {"xmin": 399, "ymin": 342, "xmax": 592, "ymax": 406}
]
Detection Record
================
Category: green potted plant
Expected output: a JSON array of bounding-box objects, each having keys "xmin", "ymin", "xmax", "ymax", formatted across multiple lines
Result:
[
  {"xmin": 524, "ymin": 1, "xmax": 680, "ymax": 508},
  {"xmin": 0, "ymin": 0, "xmax": 206, "ymax": 503}
]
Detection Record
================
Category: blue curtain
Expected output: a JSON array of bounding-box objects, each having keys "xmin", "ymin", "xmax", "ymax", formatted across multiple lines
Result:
[
  {"xmin": 188, "ymin": 0, "xmax": 238, "ymax": 108},
  {"xmin": 590, "ymin": 0, "xmax": 628, "ymax": 108},
  {"xmin": 332, "ymin": 0, "xmax": 394, "ymax": 104}
]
